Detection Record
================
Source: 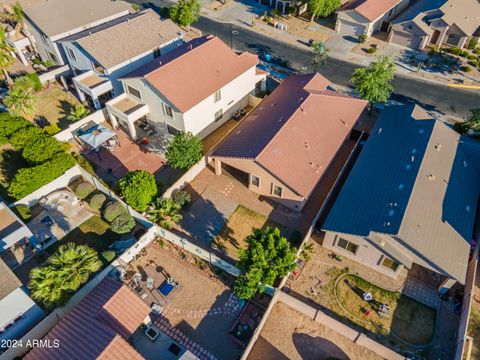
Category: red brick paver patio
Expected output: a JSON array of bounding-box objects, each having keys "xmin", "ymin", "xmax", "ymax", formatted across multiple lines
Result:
[{"xmin": 84, "ymin": 131, "xmax": 166, "ymax": 179}]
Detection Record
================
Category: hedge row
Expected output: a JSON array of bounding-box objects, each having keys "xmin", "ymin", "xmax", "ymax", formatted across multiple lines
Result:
[{"xmin": 8, "ymin": 152, "xmax": 76, "ymax": 199}]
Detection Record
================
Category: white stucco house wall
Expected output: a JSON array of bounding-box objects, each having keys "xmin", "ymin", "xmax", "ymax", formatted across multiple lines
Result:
[
  {"xmin": 105, "ymin": 35, "xmax": 267, "ymax": 140},
  {"xmin": 23, "ymin": 0, "xmax": 132, "ymax": 66},
  {"xmin": 0, "ymin": 260, "xmax": 44, "ymax": 343},
  {"xmin": 60, "ymin": 9, "xmax": 184, "ymax": 110},
  {"xmin": 336, "ymin": 0, "xmax": 411, "ymax": 37}
]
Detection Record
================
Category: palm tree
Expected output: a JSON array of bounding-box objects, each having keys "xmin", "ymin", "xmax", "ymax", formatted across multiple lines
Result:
[
  {"xmin": 0, "ymin": 27, "xmax": 15, "ymax": 86},
  {"xmin": 29, "ymin": 243, "xmax": 102, "ymax": 308},
  {"xmin": 148, "ymin": 198, "xmax": 182, "ymax": 229},
  {"xmin": 3, "ymin": 82, "xmax": 36, "ymax": 117},
  {"xmin": 67, "ymin": 103, "xmax": 90, "ymax": 121},
  {"xmin": 300, "ymin": 243, "xmax": 315, "ymax": 262}
]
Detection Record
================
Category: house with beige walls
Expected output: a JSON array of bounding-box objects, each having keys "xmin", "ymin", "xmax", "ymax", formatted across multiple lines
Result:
[
  {"xmin": 389, "ymin": 0, "xmax": 480, "ymax": 50},
  {"xmin": 210, "ymin": 73, "xmax": 368, "ymax": 212},
  {"xmin": 23, "ymin": 0, "xmax": 132, "ymax": 66},
  {"xmin": 60, "ymin": 9, "xmax": 184, "ymax": 110},
  {"xmin": 321, "ymin": 104, "xmax": 480, "ymax": 294},
  {"xmin": 335, "ymin": 0, "xmax": 411, "ymax": 37},
  {"xmin": 105, "ymin": 35, "xmax": 267, "ymax": 140}
]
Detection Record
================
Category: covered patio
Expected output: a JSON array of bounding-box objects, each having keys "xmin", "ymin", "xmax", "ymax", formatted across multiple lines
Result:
[{"xmin": 73, "ymin": 70, "xmax": 113, "ymax": 110}]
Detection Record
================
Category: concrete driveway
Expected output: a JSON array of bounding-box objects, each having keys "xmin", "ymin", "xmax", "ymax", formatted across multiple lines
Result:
[{"xmin": 180, "ymin": 189, "xmax": 238, "ymax": 244}]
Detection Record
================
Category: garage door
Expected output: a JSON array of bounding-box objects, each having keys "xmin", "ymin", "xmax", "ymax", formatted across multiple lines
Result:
[
  {"xmin": 390, "ymin": 30, "xmax": 422, "ymax": 49},
  {"xmin": 338, "ymin": 20, "xmax": 365, "ymax": 37}
]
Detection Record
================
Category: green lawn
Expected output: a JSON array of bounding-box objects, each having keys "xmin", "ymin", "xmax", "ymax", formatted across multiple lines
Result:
[
  {"xmin": 33, "ymin": 85, "xmax": 82, "ymax": 129},
  {"xmin": 469, "ymin": 308, "xmax": 480, "ymax": 358},
  {"xmin": 46, "ymin": 216, "xmax": 120, "ymax": 257},
  {"xmin": 336, "ymin": 274, "xmax": 436, "ymax": 345}
]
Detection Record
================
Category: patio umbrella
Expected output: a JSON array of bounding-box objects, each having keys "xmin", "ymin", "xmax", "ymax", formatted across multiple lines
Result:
[{"xmin": 78, "ymin": 124, "xmax": 116, "ymax": 150}]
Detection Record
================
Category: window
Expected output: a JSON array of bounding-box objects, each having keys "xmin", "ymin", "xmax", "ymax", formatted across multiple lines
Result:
[
  {"xmin": 67, "ymin": 47, "xmax": 77, "ymax": 61},
  {"xmin": 168, "ymin": 343, "xmax": 182, "ymax": 356},
  {"xmin": 40, "ymin": 32, "xmax": 48, "ymax": 44},
  {"xmin": 251, "ymin": 175, "xmax": 260, "ymax": 187},
  {"xmin": 164, "ymin": 104, "xmax": 173, "ymax": 118},
  {"xmin": 381, "ymin": 257, "xmax": 400, "ymax": 271},
  {"xmin": 167, "ymin": 125, "xmax": 181, "ymax": 135},
  {"xmin": 273, "ymin": 185, "xmax": 282, "ymax": 197},
  {"xmin": 127, "ymin": 85, "xmax": 142, "ymax": 100},
  {"xmin": 336, "ymin": 237, "xmax": 358, "ymax": 254},
  {"xmin": 214, "ymin": 89, "xmax": 221, "ymax": 102},
  {"xmin": 153, "ymin": 47, "xmax": 161, "ymax": 58},
  {"xmin": 47, "ymin": 51, "xmax": 58, "ymax": 64},
  {"xmin": 214, "ymin": 109, "xmax": 223, "ymax": 122}
]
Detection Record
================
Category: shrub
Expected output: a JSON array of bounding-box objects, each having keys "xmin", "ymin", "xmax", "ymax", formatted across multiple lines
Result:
[
  {"xmin": 8, "ymin": 152, "xmax": 76, "ymax": 199},
  {"xmin": 447, "ymin": 47, "xmax": 462, "ymax": 55},
  {"xmin": 9, "ymin": 126, "xmax": 43, "ymax": 149},
  {"xmin": 467, "ymin": 37, "xmax": 478, "ymax": 50},
  {"xmin": 111, "ymin": 213, "xmax": 135, "ymax": 234},
  {"xmin": 43, "ymin": 123, "xmax": 61, "ymax": 135},
  {"xmin": 15, "ymin": 204, "xmax": 31, "ymax": 221},
  {"xmin": 172, "ymin": 190, "xmax": 191, "ymax": 207},
  {"xmin": 470, "ymin": 60, "xmax": 480, "ymax": 68},
  {"xmin": 358, "ymin": 34, "xmax": 367, "ymax": 44},
  {"xmin": 474, "ymin": 48, "xmax": 480, "ymax": 55},
  {"xmin": 104, "ymin": 201, "xmax": 129, "ymax": 223},
  {"xmin": 467, "ymin": 54, "xmax": 477, "ymax": 61},
  {"xmin": 0, "ymin": 113, "xmax": 31, "ymax": 144},
  {"xmin": 22, "ymin": 134, "xmax": 64, "ymax": 165},
  {"xmin": 89, "ymin": 193, "xmax": 106, "ymax": 210},
  {"xmin": 73, "ymin": 153, "xmax": 95, "ymax": 174},
  {"xmin": 118, "ymin": 170, "xmax": 157, "ymax": 212},
  {"xmin": 74, "ymin": 181, "xmax": 94, "ymax": 200},
  {"xmin": 459, "ymin": 50, "xmax": 470, "ymax": 58},
  {"xmin": 366, "ymin": 47, "xmax": 377, "ymax": 54},
  {"xmin": 461, "ymin": 65, "xmax": 472, "ymax": 73},
  {"xmin": 101, "ymin": 250, "xmax": 116, "ymax": 263}
]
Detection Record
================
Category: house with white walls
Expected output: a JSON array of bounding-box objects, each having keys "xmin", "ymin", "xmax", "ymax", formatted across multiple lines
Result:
[
  {"xmin": 23, "ymin": 0, "xmax": 131, "ymax": 66},
  {"xmin": 60, "ymin": 9, "xmax": 184, "ymax": 110},
  {"xmin": 105, "ymin": 35, "xmax": 267, "ymax": 140},
  {"xmin": 0, "ymin": 202, "xmax": 35, "ymax": 253},
  {"xmin": 0, "ymin": 259, "xmax": 44, "ymax": 344}
]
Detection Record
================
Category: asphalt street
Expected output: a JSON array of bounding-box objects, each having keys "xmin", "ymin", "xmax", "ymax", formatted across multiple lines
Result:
[{"xmin": 129, "ymin": 0, "xmax": 479, "ymax": 117}]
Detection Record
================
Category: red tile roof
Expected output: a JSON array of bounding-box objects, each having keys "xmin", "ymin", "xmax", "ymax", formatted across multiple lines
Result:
[
  {"xmin": 123, "ymin": 35, "xmax": 259, "ymax": 113},
  {"xmin": 25, "ymin": 277, "xmax": 150, "ymax": 360},
  {"xmin": 342, "ymin": 0, "xmax": 402, "ymax": 21},
  {"xmin": 212, "ymin": 73, "xmax": 368, "ymax": 198}
]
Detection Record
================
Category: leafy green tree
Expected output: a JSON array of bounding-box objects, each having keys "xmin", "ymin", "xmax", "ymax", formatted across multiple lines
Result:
[
  {"xmin": 0, "ymin": 27, "xmax": 15, "ymax": 86},
  {"xmin": 308, "ymin": 0, "xmax": 341, "ymax": 22},
  {"xmin": 3, "ymin": 80, "xmax": 36, "ymax": 117},
  {"xmin": 22, "ymin": 134, "xmax": 64, "ymax": 165},
  {"xmin": 351, "ymin": 56, "xmax": 396, "ymax": 109},
  {"xmin": 148, "ymin": 198, "xmax": 182, "ymax": 229},
  {"xmin": 169, "ymin": 0, "xmax": 201, "ymax": 27},
  {"xmin": 67, "ymin": 103, "xmax": 90, "ymax": 121},
  {"xmin": 28, "ymin": 243, "xmax": 102, "ymax": 308},
  {"xmin": 166, "ymin": 132, "xmax": 202, "ymax": 171},
  {"xmin": 234, "ymin": 227, "xmax": 297, "ymax": 299},
  {"xmin": 453, "ymin": 109, "xmax": 480, "ymax": 135},
  {"xmin": 118, "ymin": 170, "xmax": 157, "ymax": 212},
  {"xmin": 311, "ymin": 41, "xmax": 328, "ymax": 72}
]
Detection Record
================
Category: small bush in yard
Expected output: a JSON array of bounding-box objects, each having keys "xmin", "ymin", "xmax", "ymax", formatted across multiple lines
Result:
[
  {"xmin": 460, "ymin": 50, "xmax": 470, "ymax": 58},
  {"xmin": 15, "ymin": 204, "xmax": 31, "ymax": 221},
  {"xmin": 104, "ymin": 201, "xmax": 129, "ymax": 223},
  {"xmin": 166, "ymin": 132, "xmax": 202, "ymax": 171},
  {"xmin": 43, "ymin": 123, "xmax": 61, "ymax": 136},
  {"xmin": 75, "ymin": 181, "xmax": 95, "ymax": 200},
  {"xmin": 111, "ymin": 213, "xmax": 135, "ymax": 234},
  {"xmin": 89, "ymin": 193, "xmax": 106, "ymax": 210},
  {"xmin": 101, "ymin": 250, "xmax": 116, "ymax": 263},
  {"xmin": 461, "ymin": 65, "xmax": 472, "ymax": 73},
  {"xmin": 468, "ymin": 37, "xmax": 479, "ymax": 49},
  {"xmin": 0, "ymin": 114, "xmax": 31, "ymax": 144},
  {"xmin": 172, "ymin": 190, "xmax": 191, "ymax": 207},
  {"xmin": 366, "ymin": 47, "xmax": 377, "ymax": 54},
  {"xmin": 358, "ymin": 34, "xmax": 367, "ymax": 43}
]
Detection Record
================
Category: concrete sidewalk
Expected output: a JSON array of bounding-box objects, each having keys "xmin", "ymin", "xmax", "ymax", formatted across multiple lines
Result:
[{"xmin": 199, "ymin": 2, "xmax": 479, "ymax": 89}]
